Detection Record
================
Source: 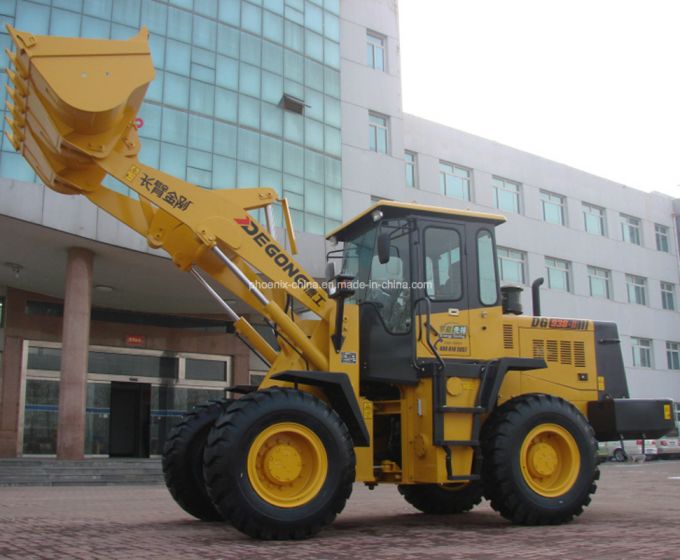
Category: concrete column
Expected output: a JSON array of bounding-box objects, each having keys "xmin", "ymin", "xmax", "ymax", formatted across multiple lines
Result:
[
  {"xmin": 57, "ymin": 248, "xmax": 93, "ymax": 460},
  {"xmin": 0, "ymin": 336, "xmax": 25, "ymax": 457}
]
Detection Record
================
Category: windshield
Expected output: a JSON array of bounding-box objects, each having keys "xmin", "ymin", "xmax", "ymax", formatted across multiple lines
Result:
[{"xmin": 341, "ymin": 219, "xmax": 412, "ymax": 333}]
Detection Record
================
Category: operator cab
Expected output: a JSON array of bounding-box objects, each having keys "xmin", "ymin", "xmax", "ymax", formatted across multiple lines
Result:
[{"xmin": 326, "ymin": 201, "xmax": 506, "ymax": 386}]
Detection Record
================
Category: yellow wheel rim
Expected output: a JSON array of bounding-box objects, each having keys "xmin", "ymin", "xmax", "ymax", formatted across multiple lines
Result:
[
  {"xmin": 247, "ymin": 422, "xmax": 328, "ymax": 508},
  {"xmin": 519, "ymin": 423, "xmax": 580, "ymax": 498}
]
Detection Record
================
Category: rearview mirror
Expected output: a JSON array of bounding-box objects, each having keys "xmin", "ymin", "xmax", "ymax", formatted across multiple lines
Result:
[{"xmin": 377, "ymin": 232, "xmax": 390, "ymax": 264}]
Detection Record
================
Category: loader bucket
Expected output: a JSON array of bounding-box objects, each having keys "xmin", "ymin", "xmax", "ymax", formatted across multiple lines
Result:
[{"xmin": 4, "ymin": 26, "xmax": 154, "ymax": 194}]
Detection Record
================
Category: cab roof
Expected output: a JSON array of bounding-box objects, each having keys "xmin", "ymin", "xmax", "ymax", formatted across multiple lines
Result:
[{"xmin": 326, "ymin": 200, "xmax": 506, "ymax": 241}]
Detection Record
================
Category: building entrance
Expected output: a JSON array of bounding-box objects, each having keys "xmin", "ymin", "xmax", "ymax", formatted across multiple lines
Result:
[{"xmin": 109, "ymin": 382, "xmax": 151, "ymax": 458}]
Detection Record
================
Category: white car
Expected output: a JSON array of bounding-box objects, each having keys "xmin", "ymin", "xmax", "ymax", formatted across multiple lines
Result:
[
  {"xmin": 657, "ymin": 434, "xmax": 680, "ymax": 458},
  {"xmin": 604, "ymin": 439, "xmax": 658, "ymax": 462}
]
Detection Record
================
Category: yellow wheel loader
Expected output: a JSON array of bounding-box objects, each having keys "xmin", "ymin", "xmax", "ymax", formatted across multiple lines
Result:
[{"xmin": 4, "ymin": 27, "xmax": 675, "ymax": 540}]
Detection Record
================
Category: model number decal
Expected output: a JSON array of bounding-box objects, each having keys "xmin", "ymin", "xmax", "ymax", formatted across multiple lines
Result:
[{"xmin": 531, "ymin": 318, "xmax": 589, "ymax": 330}]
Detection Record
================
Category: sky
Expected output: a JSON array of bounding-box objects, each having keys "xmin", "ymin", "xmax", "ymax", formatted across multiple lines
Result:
[{"xmin": 398, "ymin": 0, "xmax": 680, "ymax": 198}]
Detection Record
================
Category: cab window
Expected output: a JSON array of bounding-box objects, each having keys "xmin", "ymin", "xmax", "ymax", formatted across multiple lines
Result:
[{"xmin": 424, "ymin": 227, "xmax": 462, "ymax": 301}]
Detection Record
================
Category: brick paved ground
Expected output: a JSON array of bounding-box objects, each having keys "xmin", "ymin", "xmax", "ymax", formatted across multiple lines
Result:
[{"xmin": 1, "ymin": 461, "xmax": 679, "ymax": 560}]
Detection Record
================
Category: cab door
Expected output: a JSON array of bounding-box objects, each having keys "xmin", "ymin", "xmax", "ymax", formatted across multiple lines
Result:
[{"xmin": 415, "ymin": 222, "xmax": 471, "ymax": 361}]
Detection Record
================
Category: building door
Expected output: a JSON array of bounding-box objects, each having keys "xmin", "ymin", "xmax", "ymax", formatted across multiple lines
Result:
[{"xmin": 109, "ymin": 381, "xmax": 151, "ymax": 458}]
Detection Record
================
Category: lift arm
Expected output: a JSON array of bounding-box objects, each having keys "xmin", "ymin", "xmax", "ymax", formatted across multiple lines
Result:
[{"xmin": 4, "ymin": 25, "xmax": 336, "ymax": 374}]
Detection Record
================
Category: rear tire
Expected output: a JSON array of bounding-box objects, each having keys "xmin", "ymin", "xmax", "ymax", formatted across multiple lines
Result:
[
  {"xmin": 162, "ymin": 399, "xmax": 231, "ymax": 521},
  {"xmin": 203, "ymin": 388, "xmax": 355, "ymax": 540},
  {"xmin": 398, "ymin": 481, "xmax": 483, "ymax": 514},
  {"xmin": 482, "ymin": 394, "xmax": 598, "ymax": 525}
]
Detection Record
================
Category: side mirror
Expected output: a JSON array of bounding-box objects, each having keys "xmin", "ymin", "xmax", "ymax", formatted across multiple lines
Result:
[
  {"xmin": 325, "ymin": 261, "xmax": 336, "ymax": 283},
  {"xmin": 377, "ymin": 232, "xmax": 391, "ymax": 264}
]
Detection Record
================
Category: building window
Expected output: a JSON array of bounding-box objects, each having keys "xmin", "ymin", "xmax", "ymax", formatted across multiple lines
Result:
[
  {"xmin": 368, "ymin": 112, "xmax": 388, "ymax": 154},
  {"xmin": 545, "ymin": 257, "xmax": 571, "ymax": 292},
  {"xmin": 492, "ymin": 177, "xmax": 521, "ymax": 214},
  {"xmin": 583, "ymin": 203, "xmax": 606, "ymax": 236},
  {"xmin": 631, "ymin": 337, "xmax": 653, "ymax": 368},
  {"xmin": 621, "ymin": 214, "xmax": 642, "ymax": 245},
  {"xmin": 655, "ymin": 224, "xmax": 670, "ymax": 252},
  {"xmin": 661, "ymin": 281, "xmax": 676, "ymax": 311},
  {"xmin": 440, "ymin": 161, "xmax": 471, "ymax": 201},
  {"xmin": 366, "ymin": 31, "xmax": 386, "ymax": 71},
  {"xmin": 626, "ymin": 274, "xmax": 647, "ymax": 305},
  {"xmin": 497, "ymin": 247, "xmax": 526, "ymax": 285},
  {"xmin": 540, "ymin": 190, "xmax": 566, "ymax": 225},
  {"xmin": 666, "ymin": 342, "xmax": 680, "ymax": 370},
  {"xmin": 587, "ymin": 266, "xmax": 611, "ymax": 299},
  {"xmin": 405, "ymin": 151, "xmax": 417, "ymax": 188}
]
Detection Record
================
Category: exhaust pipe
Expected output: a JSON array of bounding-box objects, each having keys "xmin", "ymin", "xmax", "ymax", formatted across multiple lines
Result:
[{"xmin": 532, "ymin": 277, "xmax": 544, "ymax": 316}]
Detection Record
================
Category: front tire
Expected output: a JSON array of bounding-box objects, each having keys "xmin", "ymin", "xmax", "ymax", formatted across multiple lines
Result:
[
  {"xmin": 482, "ymin": 394, "xmax": 598, "ymax": 525},
  {"xmin": 398, "ymin": 481, "xmax": 483, "ymax": 514},
  {"xmin": 162, "ymin": 399, "xmax": 231, "ymax": 521},
  {"xmin": 203, "ymin": 388, "xmax": 355, "ymax": 540}
]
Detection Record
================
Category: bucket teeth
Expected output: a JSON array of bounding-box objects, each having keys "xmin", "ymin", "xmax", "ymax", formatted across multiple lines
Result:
[{"xmin": 5, "ymin": 67, "xmax": 27, "ymax": 97}]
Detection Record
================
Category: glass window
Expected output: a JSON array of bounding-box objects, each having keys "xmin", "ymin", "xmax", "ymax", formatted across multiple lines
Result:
[
  {"xmin": 27, "ymin": 347, "xmax": 62, "ymax": 371},
  {"xmin": 583, "ymin": 203, "xmax": 606, "ymax": 236},
  {"xmin": 587, "ymin": 266, "xmax": 611, "ymax": 299},
  {"xmin": 626, "ymin": 274, "xmax": 647, "ymax": 305},
  {"xmin": 655, "ymin": 224, "xmax": 670, "ymax": 252},
  {"xmin": 193, "ymin": 14, "xmax": 217, "ymax": 50},
  {"xmin": 215, "ymin": 88, "xmax": 238, "ymax": 122},
  {"xmin": 167, "ymin": 6, "xmax": 191, "ymax": 42},
  {"xmin": 263, "ymin": 11, "xmax": 283, "ymax": 43},
  {"xmin": 492, "ymin": 177, "xmax": 520, "ymax": 213},
  {"xmin": 163, "ymin": 73, "xmax": 189, "ymax": 108},
  {"xmin": 216, "ymin": 55, "xmax": 238, "ymax": 90},
  {"xmin": 661, "ymin": 281, "xmax": 675, "ymax": 311},
  {"xmin": 497, "ymin": 247, "xmax": 526, "ymax": 285},
  {"xmin": 217, "ymin": 23, "xmax": 239, "ymax": 57},
  {"xmin": 88, "ymin": 351, "xmax": 178, "ymax": 378},
  {"xmin": 439, "ymin": 161, "xmax": 471, "ymax": 201},
  {"xmin": 366, "ymin": 31, "xmax": 385, "ymax": 71},
  {"xmin": 425, "ymin": 227, "xmax": 462, "ymax": 301},
  {"xmin": 218, "ymin": 0, "xmax": 240, "ymax": 26},
  {"xmin": 190, "ymin": 80, "xmax": 215, "ymax": 115},
  {"xmin": 284, "ymin": 20, "xmax": 303, "ymax": 52},
  {"xmin": 260, "ymin": 135, "xmax": 282, "ymax": 170},
  {"xmin": 666, "ymin": 342, "xmax": 680, "ymax": 370},
  {"xmin": 477, "ymin": 230, "xmax": 498, "ymax": 305},
  {"xmin": 161, "ymin": 106, "xmax": 188, "ymax": 144},
  {"xmin": 241, "ymin": 2, "xmax": 262, "ymax": 34},
  {"xmin": 405, "ymin": 151, "xmax": 417, "ymax": 188},
  {"xmin": 369, "ymin": 112, "xmax": 388, "ymax": 154},
  {"xmin": 185, "ymin": 358, "xmax": 228, "ymax": 381},
  {"xmin": 160, "ymin": 143, "xmax": 187, "ymax": 180},
  {"xmin": 305, "ymin": 119, "xmax": 324, "ymax": 151},
  {"xmin": 631, "ymin": 337, "xmax": 653, "ymax": 368},
  {"xmin": 261, "ymin": 102, "xmax": 283, "ymax": 136},
  {"xmin": 188, "ymin": 114, "xmax": 213, "ymax": 152},
  {"xmin": 23, "ymin": 379, "xmax": 59, "ymax": 455},
  {"xmin": 239, "ymin": 63, "xmax": 261, "ymax": 96},
  {"xmin": 324, "ymin": 12, "xmax": 340, "ymax": 41},
  {"xmin": 238, "ymin": 95, "xmax": 260, "ymax": 128},
  {"xmin": 621, "ymin": 214, "xmax": 641, "ymax": 245},
  {"xmin": 367, "ymin": 220, "xmax": 412, "ymax": 333},
  {"xmin": 237, "ymin": 128, "xmax": 260, "ymax": 163},
  {"xmin": 142, "ymin": 1, "xmax": 168, "ymax": 35},
  {"xmin": 540, "ymin": 190, "xmax": 566, "ymax": 225},
  {"xmin": 305, "ymin": 29, "xmax": 323, "ymax": 62},
  {"xmin": 545, "ymin": 257, "xmax": 570, "ymax": 292}
]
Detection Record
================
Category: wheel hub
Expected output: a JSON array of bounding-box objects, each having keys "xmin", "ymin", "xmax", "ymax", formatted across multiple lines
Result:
[
  {"xmin": 519, "ymin": 423, "xmax": 581, "ymax": 498},
  {"xmin": 247, "ymin": 422, "xmax": 328, "ymax": 508},
  {"xmin": 263, "ymin": 443, "xmax": 303, "ymax": 484},
  {"xmin": 528, "ymin": 441, "xmax": 559, "ymax": 477}
]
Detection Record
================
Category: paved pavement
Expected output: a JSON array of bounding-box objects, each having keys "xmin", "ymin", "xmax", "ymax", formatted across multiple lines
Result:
[{"xmin": 1, "ymin": 461, "xmax": 680, "ymax": 559}]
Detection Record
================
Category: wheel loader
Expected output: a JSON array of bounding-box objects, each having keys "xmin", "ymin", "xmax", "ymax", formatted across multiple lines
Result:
[{"xmin": 4, "ymin": 27, "xmax": 675, "ymax": 540}]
